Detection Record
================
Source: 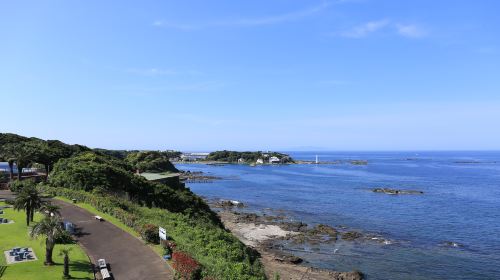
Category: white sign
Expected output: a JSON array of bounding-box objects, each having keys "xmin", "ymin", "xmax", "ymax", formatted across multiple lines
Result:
[{"xmin": 159, "ymin": 227, "xmax": 167, "ymax": 240}]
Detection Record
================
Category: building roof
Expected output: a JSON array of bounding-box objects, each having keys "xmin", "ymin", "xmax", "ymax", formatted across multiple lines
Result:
[{"xmin": 140, "ymin": 172, "xmax": 179, "ymax": 181}]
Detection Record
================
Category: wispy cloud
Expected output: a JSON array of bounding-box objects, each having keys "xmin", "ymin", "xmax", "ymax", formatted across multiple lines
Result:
[
  {"xmin": 153, "ymin": 1, "xmax": 330, "ymax": 30},
  {"xmin": 396, "ymin": 24, "xmax": 426, "ymax": 38},
  {"xmin": 125, "ymin": 67, "xmax": 204, "ymax": 77},
  {"xmin": 113, "ymin": 81, "xmax": 226, "ymax": 95},
  {"xmin": 126, "ymin": 67, "xmax": 177, "ymax": 76},
  {"xmin": 339, "ymin": 20, "xmax": 427, "ymax": 39},
  {"xmin": 340, "ymin": 19, "xmax": 390, "ymax": 38}
]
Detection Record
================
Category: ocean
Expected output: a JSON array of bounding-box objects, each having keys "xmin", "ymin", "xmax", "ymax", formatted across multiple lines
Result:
[{"xmin": 175, "ymin": 151, "xmax": 500, "ymax": 280}]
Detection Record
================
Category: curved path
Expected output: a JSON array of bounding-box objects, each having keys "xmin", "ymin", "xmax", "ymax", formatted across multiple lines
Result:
[{"xmin": 54, "ymin": 199, "xmax": 173, "ymax": 280}]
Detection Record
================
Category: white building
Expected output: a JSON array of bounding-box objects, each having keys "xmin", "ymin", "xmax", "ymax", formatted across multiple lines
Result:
[
  {"xmin": 269, "ymin": 156, "xmax": 280, "ymax": 164},
  {"xmin": 256, "ymin": 158, "xmax": 264, "ymax": 164}
]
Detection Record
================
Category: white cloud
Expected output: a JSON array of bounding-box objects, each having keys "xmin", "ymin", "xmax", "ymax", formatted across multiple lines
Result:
[
  {"xmin": 396, "ymin": 24, "xmax": 426, "ymax": 38},
  {"xmin": 339, "ymin": 20, "xmax": 427, "ymax": 39},
  {"xmin": 340, "ymin": 19, "xmax": 390, "ymax": 38},
  {"xmin": 153, "ymin": 1, "xmax": 330, "ymax": 30}
]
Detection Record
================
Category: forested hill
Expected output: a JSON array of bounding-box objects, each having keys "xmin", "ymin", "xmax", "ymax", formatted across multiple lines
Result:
[{"xmin": 206, "ymin": 150, "xmax": 293, "ymax": 163}]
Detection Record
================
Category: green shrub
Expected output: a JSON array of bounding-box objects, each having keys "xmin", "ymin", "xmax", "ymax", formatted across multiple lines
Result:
[
  {"xmin": 9, "ymin": 179, "xmax": 36, "ymax": 193},
  {"xmin": 141, "ymin": 223, "xmax": 160, "ymax": 244}
]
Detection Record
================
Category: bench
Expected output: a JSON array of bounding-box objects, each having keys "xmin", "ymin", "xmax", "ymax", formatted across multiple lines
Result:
[
  {"xmin": 100, "ymin": 268, "xmax": 111, "ymax": 280},
  {"xmin": 97, "ymin": 258, "xmax": 107, "ymax": 269}
]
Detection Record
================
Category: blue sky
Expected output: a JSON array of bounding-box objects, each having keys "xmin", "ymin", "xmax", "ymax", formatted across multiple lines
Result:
[{"xmin": 1, "ymin": 0, "xmax": 499, "ymax": 151}]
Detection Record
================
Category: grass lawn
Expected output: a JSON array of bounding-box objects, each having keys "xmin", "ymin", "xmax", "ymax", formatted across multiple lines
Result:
[
  {"xmin": 54, "ymin": 197, "xmax": 166, "ymax": 257},
  {"xmin": 0, "ymin": 202, "xmax": 93, "ymax": 280}
]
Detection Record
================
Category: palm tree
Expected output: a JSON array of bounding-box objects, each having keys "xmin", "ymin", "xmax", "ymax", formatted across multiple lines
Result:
[
  {"xmin": 7, "ymin": 158, "xmax": 15, "ymax": 181},
  {"xmin": 59, "ymin": 247, "xmax": 72, "ymax": 278},
  {"xmin": 30, "ymin": 215, "xmax": 65, "ymax": 265},
  {"xmin": 13, "ymin": 183, "xmax": 45, "ymax": 225},
  {"xmin": 40, "ymin": 203, "xmax": 61, "ymax": 217}
]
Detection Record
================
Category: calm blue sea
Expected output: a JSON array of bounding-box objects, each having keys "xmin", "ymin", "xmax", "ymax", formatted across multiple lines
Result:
[
  {"xmin": 176, "ymin": 151, "xmax": 500, "ymax": 280},
  {"xmin": 0, "ymin": 162, "xmax": 18, "ymax": 173}
]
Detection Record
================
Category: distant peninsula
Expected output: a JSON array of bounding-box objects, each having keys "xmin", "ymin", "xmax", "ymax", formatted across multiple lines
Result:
[{"xmin": 205, "ymin": 150, "xmax": 294, "ymax": 164}]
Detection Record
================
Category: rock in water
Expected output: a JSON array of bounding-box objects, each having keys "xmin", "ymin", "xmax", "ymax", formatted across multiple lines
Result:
[
  {"xmin": 341, "ymin": 231, "xmax": 363, "ymax": 241},
  {"xmin": 274, "ymin": 254, "xmax": 303, "ymax": 264},
  {"xmin": 329, "ymin": 271, "xmax": 364, "ymax": 280},
  {"xmin": 372, "ymin": 187, "xmax": 424, "ymax": 195}
]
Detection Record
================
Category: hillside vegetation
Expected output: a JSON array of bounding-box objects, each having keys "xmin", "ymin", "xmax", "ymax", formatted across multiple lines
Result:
[
  {"xmin": 0, "ymin": 133, "xmax": 265, "ymax": 279},
  {"xmin": 125, "ymin": 151, "xmax": 180, "ymax": 173},
  {"xmin": 207, "ymin": 150, "xmax": 293, "ymax": 163}
]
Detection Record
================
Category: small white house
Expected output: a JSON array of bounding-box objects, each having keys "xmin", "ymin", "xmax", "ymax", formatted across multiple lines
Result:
[
  {"xmin": 269, "ymin": 156, "xmax": 280, "ymax": 164},
  {"xmin": 256, "ymin": 158, "xmax": 264, "ymax": 164},
  {"xmin": 238, "ymin": 158, "xmax": 245, "ymax": 163}
]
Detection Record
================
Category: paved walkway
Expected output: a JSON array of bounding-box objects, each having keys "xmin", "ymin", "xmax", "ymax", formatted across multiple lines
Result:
[{"xmin": 0, "ymin": 190, "xmax": 174, "ymax": 280}]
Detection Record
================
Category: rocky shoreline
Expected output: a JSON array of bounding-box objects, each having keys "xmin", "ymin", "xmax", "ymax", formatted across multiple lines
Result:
[
  {"xmin": 217, "ymin": 210, "xmax": 364, "ymax": 280},
  {"xmin": 208, "ymin": 197, "xmax": 468, "ymax": 279},
  {"xmin": 179, "ymin": 170, "xmax": 221, "ymax": 183}
]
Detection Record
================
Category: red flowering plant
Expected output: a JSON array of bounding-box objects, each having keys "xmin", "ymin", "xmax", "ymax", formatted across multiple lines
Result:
[{"xmin": 172, "ymin": 251, "xmax": 201, "ymax": 280}]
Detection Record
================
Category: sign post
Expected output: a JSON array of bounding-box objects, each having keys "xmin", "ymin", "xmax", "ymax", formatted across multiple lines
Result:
[{"xmin": 159, "ymin": 227, "xmax": 167, "ymax": 241}]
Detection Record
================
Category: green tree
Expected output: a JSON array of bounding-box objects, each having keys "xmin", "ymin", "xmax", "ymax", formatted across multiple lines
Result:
[
  {"xmin": 34, "ymin": 140, "xmax": 78, "ymax": 177},
  {"xmin": 30, "ymin": 215, "xmax": 65, "ymax": 265},
  {"xmin": 40, "ymin": 203, "xmax": 61, "ymax": 217},
  {"xmin": 7, "ymin": 158, "xmax": 15, "ymax": 180},
  {"xmin": 3, "ymin": 142, "xmax": 38, "ymax": 180},
  {"xmin": 0, "ymin": 134, "xmax": 29, "ymax": 180},
  {"xmin": 59, "ymin": 247, "xmax": 72, "ymax": 278},
  {"xmin": 125, "ymin": 151, "xmax": 179, "ymax": 173},
  {"xmin": 13, "ymin": 181, "xmax": 46, "ymax": 225}
]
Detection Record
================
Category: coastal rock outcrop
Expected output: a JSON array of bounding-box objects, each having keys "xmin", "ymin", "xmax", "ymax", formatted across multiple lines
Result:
[
  {"xmin": 274, "ymin": 253, "xmax": 303, "ymax": 264},
  {"xmin": 441, "ymin": 241, "xmax": 463, "ymax": 248},
  {"xmin": 341, "ymin": 231, "xmax": 363, "ymax": 241},
  {"xmin": 372, "ymin": 188, "xmax": 424, "ymax": 195},
  {"xmin": 350, "ymin": 160, "xmax": 368, "ymax": 165},
  {"xmin": 279, "ymin": 221, "xmax": 308, "ymax": 232},
  {"xmin": 214, "ymin": 200, "xmax": 245, "ymax": 208},
  {"xmin": 180, "ymin": 170, "xmax": 221, "ymax": 182},
  {"xmin": 328, "ymin": 270, "xmax": 364, "ymax": 280}
]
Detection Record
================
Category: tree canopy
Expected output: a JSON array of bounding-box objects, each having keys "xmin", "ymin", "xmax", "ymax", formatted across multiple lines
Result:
[{"xmin": 125, "ymin": 151, "xmax": 179, "ymax": 173}]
